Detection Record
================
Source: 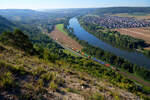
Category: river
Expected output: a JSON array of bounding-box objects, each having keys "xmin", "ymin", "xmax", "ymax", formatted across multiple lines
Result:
[{"xmin": 68, "ymin": 17, "xmax": 150, "ymax": 69}]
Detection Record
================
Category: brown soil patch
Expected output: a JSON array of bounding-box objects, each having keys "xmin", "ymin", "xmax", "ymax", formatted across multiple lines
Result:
[
  {"xmin": 112, "ymin": 27, "xmax": 150, "ymax": 44},
  {"xmin": 48, "ymin": 26, "xmax": 83, "ymax": 50}
]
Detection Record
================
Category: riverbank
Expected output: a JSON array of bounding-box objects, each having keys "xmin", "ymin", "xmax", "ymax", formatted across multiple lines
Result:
[{"xmin": 65, "ymin": 17, "xmax": 150, "ymax": 85}]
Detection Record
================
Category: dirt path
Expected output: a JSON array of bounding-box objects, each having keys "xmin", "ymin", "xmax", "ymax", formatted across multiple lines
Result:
[{"xmin": 48, "ymin": 26, "xmax": 83, "ymax": 51}]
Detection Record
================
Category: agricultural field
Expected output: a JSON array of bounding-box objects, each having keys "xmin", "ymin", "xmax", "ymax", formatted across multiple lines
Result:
[
  {"xmin": 111, "ymin": 13, "xmax": 150, "ymax": 21},
  {"xmin": 49, "ymin": 24, "xmax": 83, "ymax": 50},
  {"xmin": 112, "ymin": 27, "xmax": 150, "ymax": 46},
  {"xmin": 56, "ymin": 24, "xmax": 68, "ymax": 35}
]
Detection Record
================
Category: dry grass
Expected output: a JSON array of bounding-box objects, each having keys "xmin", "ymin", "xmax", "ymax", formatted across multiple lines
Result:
[{"xmin": 49, "ymin": 26, "xmax": 83, "ymax": 50}]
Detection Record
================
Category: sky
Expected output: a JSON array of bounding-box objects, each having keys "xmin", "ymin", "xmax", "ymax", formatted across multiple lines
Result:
[{"xmin": 1, "ymin": 0, "xmax": 150, "ymax": 10}]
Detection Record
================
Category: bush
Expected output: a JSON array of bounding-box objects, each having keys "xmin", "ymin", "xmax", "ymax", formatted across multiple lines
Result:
[
  {"xmin": 0, "ymin": 29, "xmax": 36, "ymax": 54},
  {"xmin": 49, "ymin": 81, "xmax": 58, "ymax": 90},
  {"xmin": 38, "ymin": 79, "xmax": 44, "ymax": 87},
  {"xmin": 89, "ymin": 92, "xmax": 104, "ymax": 100},
  {"xmin": 0, "ymin": 72, "xmax": 14, "ymax": 89}
]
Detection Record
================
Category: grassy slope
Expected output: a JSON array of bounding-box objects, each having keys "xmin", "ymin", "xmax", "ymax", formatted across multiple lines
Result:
[
  {"xmin": 56, "ymin": 24, "xmax": 68, "ymax": 35},
  {"xmin": 0, "ymin": 43, "xmax": 142, "ymax": 100},
  {"xmin": 0, "ymin": 29, "xmax": 146, "ymax": 100}
]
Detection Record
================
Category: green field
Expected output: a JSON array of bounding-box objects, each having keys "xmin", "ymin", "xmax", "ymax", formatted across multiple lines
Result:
[{"xmin": 56, "ymin": 24, "xmax": 68, "ymax": 35}]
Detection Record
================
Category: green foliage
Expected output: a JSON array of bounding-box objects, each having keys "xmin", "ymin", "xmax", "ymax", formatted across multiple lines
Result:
[
  {"xmin": 32, "ymin": 66, "xmax": 46, "ymax": 76},
  {"xmin": 66, "ymin": 88, "xmax": 80, "ymax": 94},
  {"xmin": 0, "ymin": 72, "xmax": 14, "ymax": 89},
  {"xmin": 94, "ymin": 7, "xmax": 150, "ymax": 15},
  {"xmin": 43, "ymin": 49, "xmax": 57, "ymax": 63},
  {"xmin": 89, "ymin": 92, "xmax": 104, "ymax": 100},
  {"xmin": 40, "ymin": 72, "xmax": 56, "ymax": 83},
  {"xmin": 0, "ymin": 29, "xmax": 35, "ymax": 54},
  {"xmin": 143, "ymin": 49, "xmax": 150, "ymax": 57},
  {"xmin": 0, "ymin": 61, "xmax": 15, "ymax": 89},
  {"xmin": 82, "ymin": 43, "xmax": 150, "ymax": 82},
  {"xmin": 37, "ymin": 71, "xmax": 60, "ymax": 91},
  {"xmin": 49, "ymin": 81, "xmax": 58, "ymax": 90},
  {"xmin": 0, "ymin": 15, "xmax": 15, "ymax": 33},
  {"xmin": 56, "ymin": 24, "xmax": 68, "ymax": 35},
  {"xmin": 38, "ymin": 79, "xmax": 44, "ymax": 87}
]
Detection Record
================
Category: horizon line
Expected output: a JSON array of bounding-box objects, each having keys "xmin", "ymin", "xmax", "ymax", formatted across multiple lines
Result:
[{"xmin": 0, "ymin": 6, "xmax": 150, "ymax": 10}]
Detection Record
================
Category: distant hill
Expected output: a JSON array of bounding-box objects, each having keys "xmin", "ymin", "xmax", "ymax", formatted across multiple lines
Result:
[
  {"xmin": 40, "ymin": 8, "xmax": 96, "ymax": 14},
  {"xmin": 1, "ymin": 7, "xmax": 150, "ymax": 21},
  {"xmin": 0, "ymin": 9, "xmax": 37, "ymax": 13},
  {"xmin": 94, "ymin": 7, "xmax": 150, "ymax": 15},
  {"xmin": 0, "ymin": 15, "xmax": 15, "ymax": 33},
  {"xmin": 0, "ymin": 9, "xmax": 47, "ymax": 21},
  {"xmin": 0, "ymin": 9, "xmax": 95, "ymax": 22}
]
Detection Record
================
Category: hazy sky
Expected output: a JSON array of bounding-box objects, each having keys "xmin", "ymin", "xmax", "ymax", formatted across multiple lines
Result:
[{"xmin": 1, "ymin": 0, "xmax": 150, "ymax": 9}]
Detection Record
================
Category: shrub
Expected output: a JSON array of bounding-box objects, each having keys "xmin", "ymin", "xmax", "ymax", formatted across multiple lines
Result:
[
  {"xmin": 40, "ymin": 72, "xmax": 56, "ymax": 83},
  {"xmin": 0, "ymin": 72, "xmax": 14, "ymax": 89},
  {"xmin": 38, "ymin": 79, "xmax": 44, "ymax": 87},
  {"xmin": 32, "ymin": 67, "xmax": 46, "ymax": 76},
  {"xmin": 49, "ymin": 81, "xmax": 58, "ymax": 91},
  {"xmin": 66, "ymin": 88, "xmax": 80, "ymax": 94},
  {"xmin": 89, "ymin": 92, "xmax": 104, "ymax": 100}
]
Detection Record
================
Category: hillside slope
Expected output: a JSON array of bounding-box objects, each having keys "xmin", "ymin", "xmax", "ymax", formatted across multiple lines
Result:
[
  {"xmin": 0, "ymin": 15, "xmax": 15, "ymax": 33},
  {"xmin": 94, "ymin": 7, "xmax": 150, "ymax": 15},
  {"xmin": 0, "ymin": 30, "xmax": 144, "ymax": 100}
]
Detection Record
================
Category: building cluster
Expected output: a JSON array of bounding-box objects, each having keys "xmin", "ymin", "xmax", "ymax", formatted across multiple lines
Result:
[{"xmin": 83, "ymin": 16, "xmax": 150, "ymax": 29}]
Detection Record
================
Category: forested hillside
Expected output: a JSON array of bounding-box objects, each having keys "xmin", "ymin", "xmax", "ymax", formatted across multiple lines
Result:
[
  {"xmin": 94, "ymin": 7, "xmax": 150, "ymax": 15},
  {"xmin": 0, "ymin": 15, "xmax": 15, "ymax": 33},
  {"xmin": 0, "ymin": 29, "xmax": 35, "ymax": 54}
]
